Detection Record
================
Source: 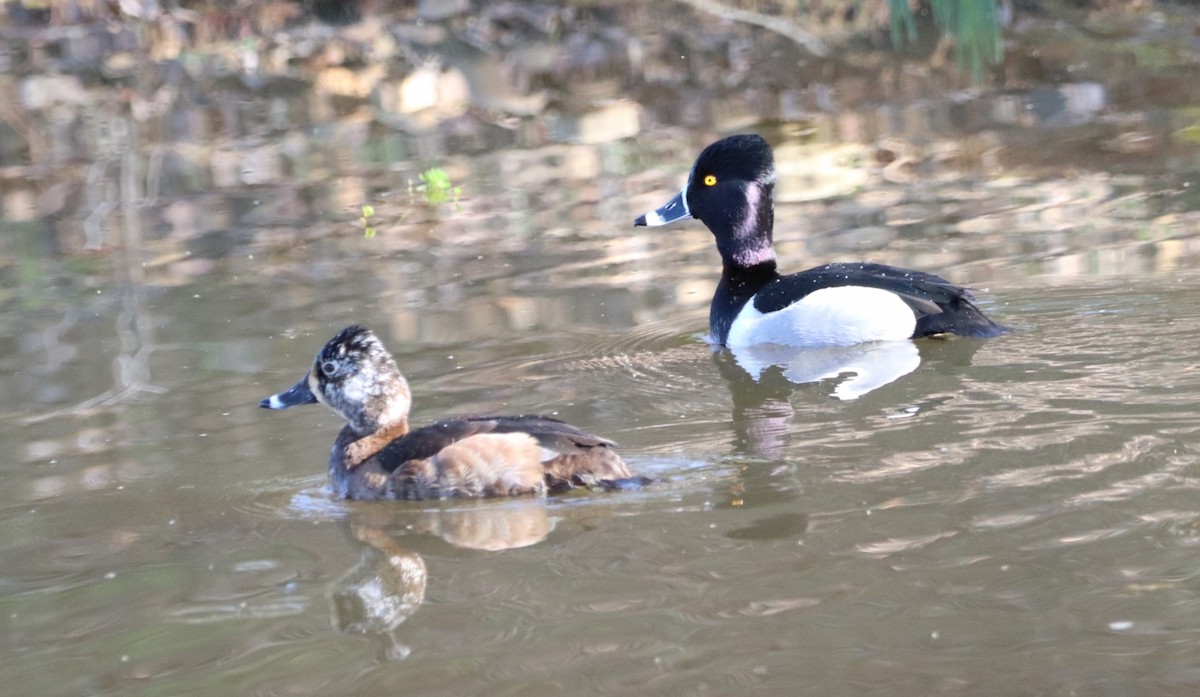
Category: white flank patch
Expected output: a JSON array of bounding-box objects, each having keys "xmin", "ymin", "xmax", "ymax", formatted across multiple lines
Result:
[{"xmin": 726, "ymin": 286, "xmax": 917, "ymax": 348}]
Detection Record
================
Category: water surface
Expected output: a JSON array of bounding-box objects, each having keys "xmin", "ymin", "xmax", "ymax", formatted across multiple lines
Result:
[{"xmin": 4, "ymin": 3, "xmax": 1200, "ymax": 696}]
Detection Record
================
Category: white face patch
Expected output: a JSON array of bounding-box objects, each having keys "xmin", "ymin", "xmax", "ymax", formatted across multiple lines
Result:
[
  {"xmin": 308, "ymin": 370, "xmax": 329, "ymax": 408},
  {"xmin": 676, "ymin": 183, "xmax": 691, "ymax": 216},
  {"xmin": 726, "ymin": 286, "xmax": 918, "ymax": 348},
  {"xmin": 339, "ymin": 376, "xmax": 368, "ymax": 410}
]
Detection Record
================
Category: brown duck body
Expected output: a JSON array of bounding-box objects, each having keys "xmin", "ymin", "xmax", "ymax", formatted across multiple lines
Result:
[
  {"xmin": 329, "ymin": 414, "xmax": 638, "ymax": 501},
  {"xmin": 260, "ymin": 326, "xmax": 646, "ymax": 501}
]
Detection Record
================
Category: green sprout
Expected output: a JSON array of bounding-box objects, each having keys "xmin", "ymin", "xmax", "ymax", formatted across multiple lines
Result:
[
  {"xmin": 361, "ymin": 204, "xmax": 376, "ymax": 238},
  {"xmin": 361, "ymin": 168, "xmax": 464, "ymax": 238},
  {"xmin": 409, "ymin": 167, "xmax": 462, "ymax": 209}
]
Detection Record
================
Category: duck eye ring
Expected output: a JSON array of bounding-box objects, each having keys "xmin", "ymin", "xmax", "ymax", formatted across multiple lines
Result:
[
  {"xmin": 321, "ymin": 361, "xmax": 337, "ymax": 376},
  {"xmin": 703, "ymin": 174, "xmax": 717, "ymax": 186}
]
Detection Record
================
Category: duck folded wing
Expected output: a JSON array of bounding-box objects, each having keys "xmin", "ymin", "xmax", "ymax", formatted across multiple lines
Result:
[
  {"xmin": 488, "ymin": 415, "xmax": 618, "ymax": 452},
  {"xmin": 374, "ymin": 415, "xmax": 616, "ymax": 474},
  {"xmin": 750, "ymin": 263, "xmax": 963, "ymax": 315},
  {"xmin": 483, "ymin": 416, "xmax": 641, "ymax": 490},
  {"xmin": 753, "ymin": 262, "xmax": 1004, "ymax": 338}
]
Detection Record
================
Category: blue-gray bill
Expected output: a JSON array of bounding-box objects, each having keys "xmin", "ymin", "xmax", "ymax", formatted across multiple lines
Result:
[
  {"xmin": 634, "ymin": 186, "xmax": 690, "ymax": 227},
  {"xmin": 259, "ymin": 374, "xmax": 318, "ymax": 409}
]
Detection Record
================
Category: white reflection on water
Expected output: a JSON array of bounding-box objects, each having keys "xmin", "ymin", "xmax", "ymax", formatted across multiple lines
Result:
[{"xmin": 728, "ymin": 339, "xmax": 922, "ymax": 400}]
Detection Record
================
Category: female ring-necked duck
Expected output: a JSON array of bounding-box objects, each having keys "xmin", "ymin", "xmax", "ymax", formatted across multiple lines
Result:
[
  {"xmin": 259, "ymin": 325, "xmax": 646, "ymax": 500},
  {"xmin": 635, "ymin": 134, "xmax": 1006, "ymax": 347}
]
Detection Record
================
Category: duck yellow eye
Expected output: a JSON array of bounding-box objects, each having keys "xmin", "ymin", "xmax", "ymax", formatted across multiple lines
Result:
[{"xmin": 703, "ymin": 174, "xmax": 717, "ymax": 187}]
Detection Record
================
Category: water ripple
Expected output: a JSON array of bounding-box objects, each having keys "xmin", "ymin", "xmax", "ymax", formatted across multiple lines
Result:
[{"xmin": 232, "ymin": 476, "xmax": 347, "ymax": 521}]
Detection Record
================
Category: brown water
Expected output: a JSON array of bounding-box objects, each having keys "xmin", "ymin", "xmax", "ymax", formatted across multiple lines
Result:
[{"xmin": 5, "ymin": 3, "xmax": 1200, "ymax": 696}]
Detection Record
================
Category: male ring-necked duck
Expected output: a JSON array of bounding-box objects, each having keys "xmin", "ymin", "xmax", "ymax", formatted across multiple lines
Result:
[
  {"xmin": 259, "ymin": 325, "xmax": 646, "ymax": 500},
  {"xmin": 635, "ymin": 134, "xmax": 1006, "ymax": 347}
]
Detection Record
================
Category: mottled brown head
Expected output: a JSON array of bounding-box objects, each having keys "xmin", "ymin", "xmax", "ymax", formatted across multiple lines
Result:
[{"xmin": 260, "ymin": 325, "xmax": 412, "ymax": 436}]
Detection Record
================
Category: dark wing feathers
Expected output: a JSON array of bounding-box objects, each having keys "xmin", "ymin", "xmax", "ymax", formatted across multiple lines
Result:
[
  {"xmin": 489, "ymin": 414, "xmax": 616, "ymax": 449},
  {"xmin": 752, "ymin": 262, "xmax": 1006, "ymax": 338},
  {"xmin": 751, "ymin": 262, "xmax": 968, "ymax": 316},
  {"xmin": 375, "ymin": 414, "xmax": 614, "ymax": 474}
]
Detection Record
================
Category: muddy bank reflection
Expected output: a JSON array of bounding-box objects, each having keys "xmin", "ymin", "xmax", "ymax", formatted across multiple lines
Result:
[{"xmin": 3, "ymin": 1, "xmax": 1200, "ymax": 295}]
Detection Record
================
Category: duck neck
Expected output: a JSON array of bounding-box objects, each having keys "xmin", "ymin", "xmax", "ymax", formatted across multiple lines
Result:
[
  {"xmin": 344, "ymin": 372, "xmax": 413, "ymax": 439},
  {"xmin": 359, "ymin": 417, "xmax": 409, "ymax": 441},
  {"xmin": 710, "ymin": 259, "xmax": 780, "ymax": 345},
  {"xmin": 714, "ymin": 181, "xmax": 777, "ymax": 273},
  {"xmin": 720, "ymin": 259, "xmax": 780, "ymax": 296}
]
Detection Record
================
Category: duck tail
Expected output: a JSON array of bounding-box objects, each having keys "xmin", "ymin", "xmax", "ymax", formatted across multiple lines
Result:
[{"xmin": 916, "ymin": 297, "xmax": 1008, "ymax": 338}]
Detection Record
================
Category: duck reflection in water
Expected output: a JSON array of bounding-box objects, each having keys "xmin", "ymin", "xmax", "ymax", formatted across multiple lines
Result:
[
  {"xmin": 330, "ymin": 498, "xmax": 556, "ymax": 658},
  {"xmin": 332, "ymin": 523, "xmax": 427, "ymax": 656},
  {"xmin": 711, "ymin": 341, "xmax": 919, "ymax": 457},
  {"xmin": 726, "ymin": 339, "xmax": 922, "ymax": 401},
  {"xmin": 713, "ymin": 337, "xmax": 989, "ymax": 458}
]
